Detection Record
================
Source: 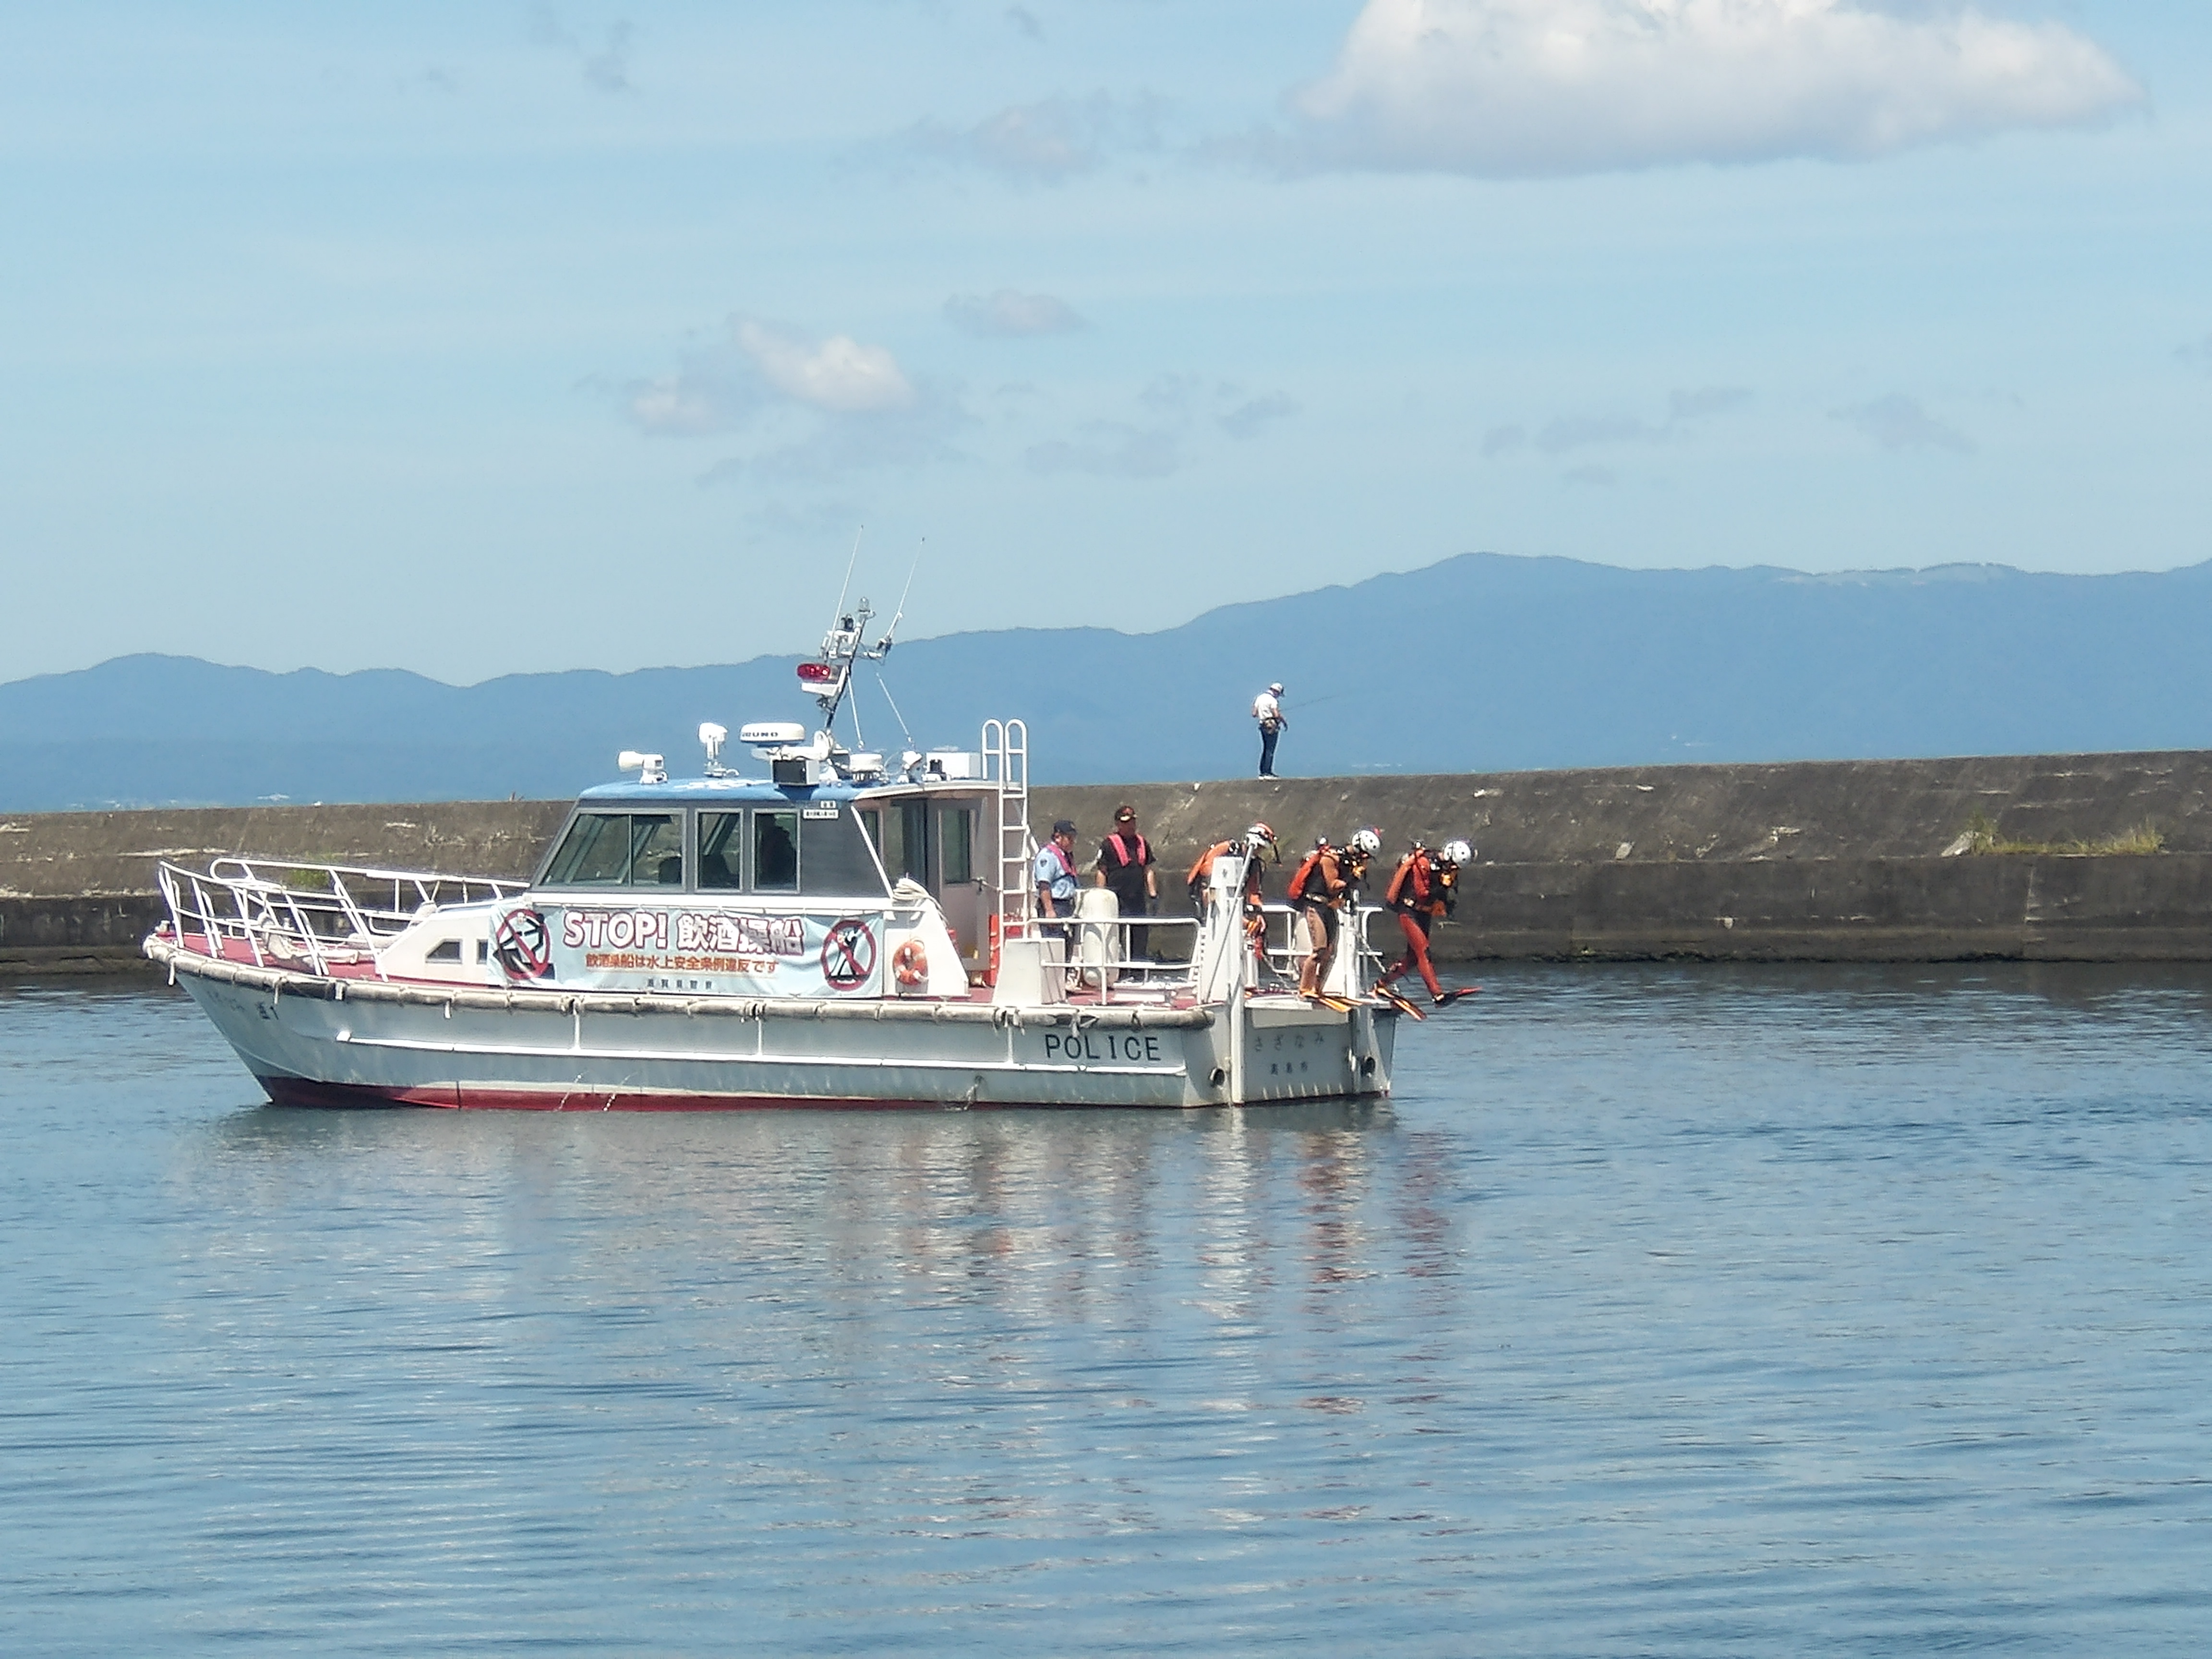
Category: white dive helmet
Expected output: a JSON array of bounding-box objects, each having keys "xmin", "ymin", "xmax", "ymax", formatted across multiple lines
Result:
[
  {"xmin": 1350, "ymin": 827, "xmax": 1381, "ymax": 856},
  {"xmin": 1245, "ymin": 821, "xmax": 1276, "ymax": 846},
  {"xmin": 1441, "ymin": 839, "xmax": 1473, "ymax": 865}
]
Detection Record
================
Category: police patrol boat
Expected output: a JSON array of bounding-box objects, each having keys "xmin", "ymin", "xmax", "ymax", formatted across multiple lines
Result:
[{"xmin": 144, "ymin": 598, "xmax": 1401, "ymax": 1111}]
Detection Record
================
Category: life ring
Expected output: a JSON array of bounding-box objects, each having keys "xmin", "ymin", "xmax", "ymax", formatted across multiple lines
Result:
[
  {"xmin": 985, "ymin": 912, "xmax": 1001, "ymax": 988},
  {"xmin": 892, "ymin": 939, "xmax": 930, "ymax": 989}
]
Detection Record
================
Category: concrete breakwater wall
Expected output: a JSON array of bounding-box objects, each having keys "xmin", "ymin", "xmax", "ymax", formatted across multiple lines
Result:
[{"xmin": 4, "ymin": 750, "xmax": 2208, "ymax": 974}]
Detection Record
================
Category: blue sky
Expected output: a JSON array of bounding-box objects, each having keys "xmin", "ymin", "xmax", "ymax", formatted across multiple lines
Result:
[{"xmin": 3, "ymin": 1, "xmax": 2205, "ymax": 680}]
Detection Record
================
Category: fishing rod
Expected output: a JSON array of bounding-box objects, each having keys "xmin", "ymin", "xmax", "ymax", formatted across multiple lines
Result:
[
  {"xmin": 801, "ymin": 531, "xmax": 930, "ymax": 751},
  {"xmin": 873, "ymin": 537, "xmax": 923, "ymax": 657},
  {"xmin": 874, "ymin": 671, "xmax": 914, "ymax": 752},
  {"xmin": 830, "ymin": 525, "xmax": 864, "ymax": 631}
]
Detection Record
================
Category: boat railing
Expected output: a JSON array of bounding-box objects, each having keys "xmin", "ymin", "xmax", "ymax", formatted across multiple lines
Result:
[
  {"xmin": 157, "ymin": 858, "xmax": 528, "ymax": 979},
  {"xmin": 1255, "ymin": 902, "xmax": 1395, "ymax": 984},
  {"xmin": 1029, "ymin": 913, "xmax": 1202, "ymax": 1003},
  {"xmin": 1025, "ymin": 902, "xmax": 1392, "ymax": 1004}
]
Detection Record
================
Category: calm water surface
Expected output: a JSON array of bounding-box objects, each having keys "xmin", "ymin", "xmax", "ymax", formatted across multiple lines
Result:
[{"xmin": 4, "ymin": 964, "xmax": 2210, "ymax": 1655}]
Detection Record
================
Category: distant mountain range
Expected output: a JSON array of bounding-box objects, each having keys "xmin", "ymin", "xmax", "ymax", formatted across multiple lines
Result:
[{"xmin": 5, "ymin": 552, "xmax": 2212, "ymax": 810}]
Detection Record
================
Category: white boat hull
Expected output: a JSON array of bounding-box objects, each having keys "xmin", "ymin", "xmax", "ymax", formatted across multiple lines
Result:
[{"xmin": 153, "ymin": 940, "xmax": 1395, "ymax": 1111}]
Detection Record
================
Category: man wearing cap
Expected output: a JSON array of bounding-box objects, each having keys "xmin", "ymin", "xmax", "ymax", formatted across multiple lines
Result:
[
  {"xmin": 1252, "ymin": 682, "xmax": 1286, "ymax": 778},
  {"xmin": 1094, "ymin": 804, "xmax": 1157, "ymax": 962},
  {"xmin": 1034, "ymin": 820, "xmax": 1081, "ymax": 919}
]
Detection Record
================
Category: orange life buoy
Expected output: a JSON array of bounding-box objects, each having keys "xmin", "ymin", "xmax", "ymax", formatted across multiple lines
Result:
[{"xmin": 893, "ymin": 938, "xmax": 929, "ymax": 989}]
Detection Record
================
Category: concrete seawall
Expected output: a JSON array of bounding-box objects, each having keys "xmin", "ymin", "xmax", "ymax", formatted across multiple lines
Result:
[{"xmin": 6, "ymin": 751, "xmax": 2207, "ymax": 974}]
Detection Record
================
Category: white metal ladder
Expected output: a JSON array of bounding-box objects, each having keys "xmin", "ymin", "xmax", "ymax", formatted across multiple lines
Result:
[{"xmin": 982, "ymin": 718, "xmax": 1031, "ymax": 938}]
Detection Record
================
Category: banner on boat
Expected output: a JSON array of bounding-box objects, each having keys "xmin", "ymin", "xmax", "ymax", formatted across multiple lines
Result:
[{"xmin": 490, "ymin": 902, "xmax": 883, "ymax": 996}]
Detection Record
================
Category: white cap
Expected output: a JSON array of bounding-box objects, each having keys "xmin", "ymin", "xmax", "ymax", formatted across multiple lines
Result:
[{"xmin": 1268, "ymin": 682, "xmax": 1284, "ymax": 694}]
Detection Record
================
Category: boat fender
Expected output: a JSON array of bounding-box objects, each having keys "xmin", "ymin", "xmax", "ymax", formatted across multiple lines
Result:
[{"xmin": 893, "ymin": 939, "xmax": 930, "ymax": 989}]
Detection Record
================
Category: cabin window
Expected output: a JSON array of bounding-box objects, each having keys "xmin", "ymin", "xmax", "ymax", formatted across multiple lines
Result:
[
  {"xmin": 939, "ymin": 807, "xmax": 973, "ymax": 886},
  {"xmin": 427, "ymin": 939, "xmax": 462, "ymax": 963},
  {"xmin": 542, "ymin": 811, "xmax": 682, "ymax": 886},
  {"xmin": 902, "ymin": 801, "xmax": 932, "ymax": 886},
  {"xmin": 754, "ymin": 810, "xmax": 800, "ymax": 891},
  {"xmin": 799, "ymin": 808, "xmax": 883, "ymax": 896},
  {"xmin": 632, "ymin": 814, "xmax": 683, "ymax": 885},
  {"xmin": 543, "ymin": 813, "xmax": 632, "ymax": 885},
  {"xmin": 850, "ymin": 799, "xmax": 961, "ymax": 896},
  {"xmin": 697, "ymin": 812, "xmax": 742, "ymax": 889},
  {"xmin": 863, "ymin": 805, "xmax": 924, "ymax": 880},
  {"xmin": 863, "ymin": 801, "xmax": 925, "ymax": 884}
]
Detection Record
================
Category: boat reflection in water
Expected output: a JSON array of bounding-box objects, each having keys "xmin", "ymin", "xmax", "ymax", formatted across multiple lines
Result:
[{"xmin": 178, "ymin": 1095, "xmax": 1450, "ymax": 1338}]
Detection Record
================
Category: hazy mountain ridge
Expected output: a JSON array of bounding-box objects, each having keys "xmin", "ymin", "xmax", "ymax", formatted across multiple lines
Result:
[{"xmin": 4, "ymin": 553, "xmax": 2210, "ymax": 809}]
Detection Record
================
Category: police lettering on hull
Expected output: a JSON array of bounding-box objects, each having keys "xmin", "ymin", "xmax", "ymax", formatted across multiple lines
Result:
[{"xmin": 1034, "ymin": 1030, "xmax": 1169, "ymax": 1067}]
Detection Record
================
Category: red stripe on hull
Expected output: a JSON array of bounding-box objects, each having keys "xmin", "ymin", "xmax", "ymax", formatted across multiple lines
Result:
[{"xmin": 256, "ymin": 1076, "xmax": 1019, "ymax": 1113}]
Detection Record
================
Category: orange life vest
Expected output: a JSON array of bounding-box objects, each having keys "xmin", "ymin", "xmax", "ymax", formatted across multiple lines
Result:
[
  {"xmin": 1384, "ymin": 852, "xmax": 1415, "ymax": 908},
  {"xmin": 1386, "ymin": 850, "xmax": 1432, "ymax": 911},
  {"xmin": 1187, "ymin": 840, "xmax": 1235, "ymax": 889}
]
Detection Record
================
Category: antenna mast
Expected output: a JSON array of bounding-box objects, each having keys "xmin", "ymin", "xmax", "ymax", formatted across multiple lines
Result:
[{"xmin": 793, "ymin": 529, "xmax": 926, "ymax": 750}]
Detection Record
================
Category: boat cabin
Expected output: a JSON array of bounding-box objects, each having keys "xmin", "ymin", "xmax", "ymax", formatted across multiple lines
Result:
[{"xmin": 533, "ymin": 773, "xmax": 1001, "ymax": 979}]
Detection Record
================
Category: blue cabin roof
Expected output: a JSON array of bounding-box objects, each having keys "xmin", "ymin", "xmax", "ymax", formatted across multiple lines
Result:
[{"xmin": 576, "ymin": 775, "xmax": 875, "ymax": 807}]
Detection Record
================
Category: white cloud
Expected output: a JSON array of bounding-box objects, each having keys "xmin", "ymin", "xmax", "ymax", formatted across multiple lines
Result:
[
  {"xmin": 707, "ymin": 407, "xmax": 966, "ymax": 483},
  {"xmin": 1140, "ymin": 374, "xmax": 1202, "ymax": 416},
  {"xmin": 528, "ymin": 7, "xmax": 637, "ymax": 96},
  {"xmin": 902, "ymin": 94, "xmax": 1161, "ymax": 184},
  {"xmin": 627, "ymin": 372, "xmax": 731, "ymax": 435},
  {"xmin": 1024, "ymin": 423, "xmax": 1182, "ymax": 479},
  {"xmin": 944, "ymin": 289, "xmax": 1086, "ymax": 337},
  {"xmin": 1833, "ymin": 393, "xmax": 1974, "ymax": 453},
  {"xmin": 1219, "ymin": 391, "xmax": 1300, "ymax": 440},
  {"xmin": 617, "ymin": 317, "xmax": 923, "ymax": 443},
  {"xmin": 1483, "ymin": 385, "xmax": 1753, "ymax": 457},
  {"xmin": 1289, "ymin": 0, "xmax": 2141, "ymax": 177},
  {"xmin": 735, "ymin": 321, "xmax": 916, "ymax": 414},
  {"xmin": 583, "ymin": 22, "xmax": 635, "ymax": 94},
  {"xmin": 1538, "ymin": 412, "xmax": 1659, "ymax": 452},
  {"xmin": 1671, "ymin": 385, "xmax": 1753, "ymax": 420}
]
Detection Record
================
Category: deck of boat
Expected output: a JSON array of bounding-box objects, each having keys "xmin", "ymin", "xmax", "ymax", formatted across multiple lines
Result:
[{"xmin": 159, "ymin": 927, "xmax": 1226, "ymax": 1011}]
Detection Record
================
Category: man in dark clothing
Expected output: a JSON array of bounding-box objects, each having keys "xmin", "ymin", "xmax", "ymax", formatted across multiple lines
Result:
[{"xmin": 1094, "ymin": 804, "xmax": 1156, "ymax": 962}]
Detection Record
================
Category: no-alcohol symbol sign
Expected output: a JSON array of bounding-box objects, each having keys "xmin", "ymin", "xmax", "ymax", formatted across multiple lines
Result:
[
  {"xmin": 492, "ymin": 907, "xmax": 554, "ymax": 980},
  {"xmin": 820, "ymin": 917, "xmax": 876, "ymax": 991}
]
